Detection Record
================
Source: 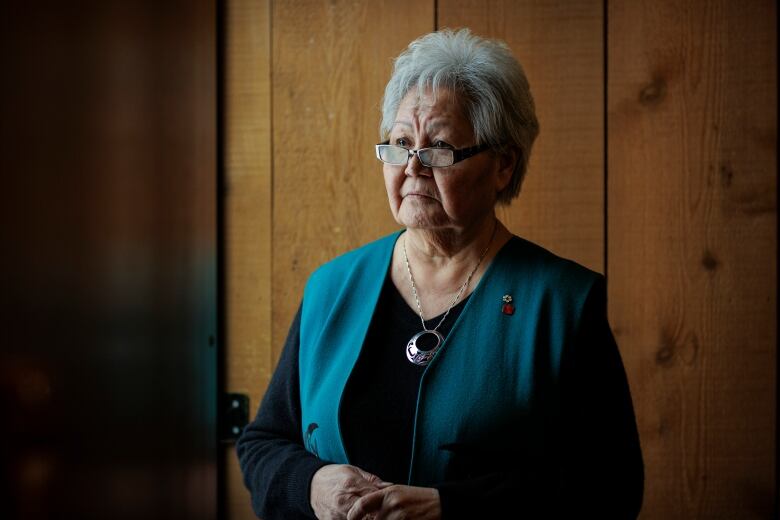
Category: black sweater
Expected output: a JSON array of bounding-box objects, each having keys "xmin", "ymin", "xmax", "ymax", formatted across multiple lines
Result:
[{"xmin": 236, "ymin": 272, "xmax": 644, "ymax": 519}]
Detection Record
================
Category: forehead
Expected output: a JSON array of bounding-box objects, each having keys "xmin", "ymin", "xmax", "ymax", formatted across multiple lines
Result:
[{"xmin": 393, "ymin": 87, "xmax": 470, "ymax": 131}]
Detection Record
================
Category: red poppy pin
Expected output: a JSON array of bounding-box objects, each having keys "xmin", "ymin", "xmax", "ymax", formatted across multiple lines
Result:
[{"xmin": 502, "ymin": 294, "xmax": 515, "ymax": 315}]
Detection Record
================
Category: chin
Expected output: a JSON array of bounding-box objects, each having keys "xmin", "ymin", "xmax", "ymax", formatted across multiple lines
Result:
[
  {"xmin": 396, "ymin": 200, "xmax": 449, "ymax": 228},
  {"xmin": 397, "ymin": 212, "xmax": 449, "ymax": 230}
]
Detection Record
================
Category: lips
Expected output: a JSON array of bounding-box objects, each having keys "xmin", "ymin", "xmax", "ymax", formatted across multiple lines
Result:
[
  {"xmin": 402, "ymin": 189, "xmax": 439, "ymax": 201},
  {"xmin": 401, "ymin": 179, "xmax": 440, "ymax": 201},
  {"xmin": 404, "ymin": 193, "xmax": 439, "ymax": 202}
]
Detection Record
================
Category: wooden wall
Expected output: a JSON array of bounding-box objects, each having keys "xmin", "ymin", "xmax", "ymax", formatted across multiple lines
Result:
[
  {"xmin": 223, "ymin": 1, "xmax": 776, "ymax": 518},
  {"xmin": 608, "ymin": 1, "xmax": 777, "ymax": 517}
]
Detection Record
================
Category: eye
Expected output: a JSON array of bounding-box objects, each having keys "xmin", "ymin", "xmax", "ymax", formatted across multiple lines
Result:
[
  {"xmin": 433, "ymin": 140, "xmax": 453, "ymax": 149},
  {"xmin": 395, "ymin": 137, "xmax": 411, "ymax": 148}
]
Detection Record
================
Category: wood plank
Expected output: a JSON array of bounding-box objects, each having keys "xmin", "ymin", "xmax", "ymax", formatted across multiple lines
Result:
[
  {"xmin": 272, "ymin": 0, "xmax": 435, "ymax": 358},
  {"xmin": 223, "ymin": 0, "xmax": 272, "ymax": 518},
  {"xmin": 608, "ymin": 0, "xmax": 777, "ymax": 517},
  {"xmin": 439, "ymin": 0, "xmax": 605, "ymax": 273}
]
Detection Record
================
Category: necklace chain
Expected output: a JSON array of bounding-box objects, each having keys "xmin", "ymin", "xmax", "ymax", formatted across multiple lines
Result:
[{"xmin": 403, "ymin": 221, "xmax": 498, "ymax": 333}]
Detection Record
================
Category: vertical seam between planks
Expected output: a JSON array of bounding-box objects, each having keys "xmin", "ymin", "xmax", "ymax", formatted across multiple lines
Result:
[
  {"xmin": 603, "ymin": 0, "xmax": 609, "ymax": 286},
  {"xmin": 774, "ymin": 12, "xmax": 779, "ymax": 508},
  {"xmin": 269, "ymin": 0, "xmax": 276, "ymax": 369},
  {"xmin": 773, "ymin": 47, "xmax": 780, "ymax": 518},
  {"xmin": 215, "ymin": 0, "xmax": 226, "ymax": 517}
]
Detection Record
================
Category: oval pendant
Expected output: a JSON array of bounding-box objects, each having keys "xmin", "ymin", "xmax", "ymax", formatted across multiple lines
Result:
[{"xmin": 406, "ymin": 329, "xmax": 445, "ymax": 366}]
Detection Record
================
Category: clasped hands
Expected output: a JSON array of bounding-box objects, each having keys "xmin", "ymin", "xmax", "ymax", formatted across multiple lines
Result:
[{"xmin": 310, "ymin": 464, "xmax": 441, "ymax": 520}]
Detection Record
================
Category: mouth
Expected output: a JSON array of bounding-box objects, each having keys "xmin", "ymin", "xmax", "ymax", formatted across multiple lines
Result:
[{"xmin": 403, "ymin": 192, "xmax": 439, "ymax": 201}]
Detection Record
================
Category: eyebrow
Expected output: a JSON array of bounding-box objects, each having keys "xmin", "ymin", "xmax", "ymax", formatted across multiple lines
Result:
[{"xmin": 390, "ymin": 120, "xmax": 451, "ymax": 132}]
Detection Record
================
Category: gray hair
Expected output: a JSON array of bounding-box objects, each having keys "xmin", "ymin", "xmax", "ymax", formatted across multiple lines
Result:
[{"xmin": 380, "ymin": 28, "xmax": 539, "ymax": 204}]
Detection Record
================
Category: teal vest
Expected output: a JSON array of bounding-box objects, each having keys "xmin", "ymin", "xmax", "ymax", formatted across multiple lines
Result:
[{"xmin": 299, "ymin": 231, "xmax": 600, "ymax": 486}]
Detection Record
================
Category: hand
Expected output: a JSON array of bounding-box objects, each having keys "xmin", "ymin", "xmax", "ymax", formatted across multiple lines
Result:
[
  {"xmin": 346, "ymin": 484, "xmax": 441, "ymax": 520},
  {"xmin": 310, "ymin": 464, "xmax": 390, "ymax": 520}
]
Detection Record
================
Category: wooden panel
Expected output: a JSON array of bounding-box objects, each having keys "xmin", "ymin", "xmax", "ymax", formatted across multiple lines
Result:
[
  {"xmin": 439, "ymin": 0, "xmax": 605, "ymax": 273},
  {"xmin": 272, "ymin": 1, "xmax": 435, "ymax": 357},
  {"xmin": 223, "ymin": 0, "xmax": 272, "ymax": 518},
  {"xmin": 608, "ymin": 0, "xmax": 776, "ymax": 517}
]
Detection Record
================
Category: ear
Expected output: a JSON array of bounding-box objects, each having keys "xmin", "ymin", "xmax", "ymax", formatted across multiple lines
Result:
[{"xmin": 494, "ymin": 148, "xmax": 519, "ymax": 193}]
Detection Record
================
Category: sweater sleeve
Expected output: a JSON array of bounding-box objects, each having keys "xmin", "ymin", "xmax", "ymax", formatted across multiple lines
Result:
[
  {"xmin": 235, "ymin": 303, "xmax": 331, "ymax": 520},
  {"xmin": 436, "ymin": 276, "xmax": 644, "ymax": 519}
]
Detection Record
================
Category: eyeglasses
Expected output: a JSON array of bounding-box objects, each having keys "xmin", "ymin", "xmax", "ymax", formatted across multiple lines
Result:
[{"xmin": 375, "ymin": 141, "xmax": 490, "ymax": 168}]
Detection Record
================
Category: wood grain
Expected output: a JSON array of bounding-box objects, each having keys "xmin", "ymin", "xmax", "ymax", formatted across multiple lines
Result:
[
  {"xmin": 608, "ymin": 0, "xmax": 777, "ymax": 517},
  {"xmin": 223, "ymin": 0, "xmax": 272, "ymax": 518},
  {"xmin": 271, "ymin": 0, "xmax": 434, "ymax": 358},
  {"xmin": 439, "ymin": 0, "xmax": 605, "ymax": 273}
]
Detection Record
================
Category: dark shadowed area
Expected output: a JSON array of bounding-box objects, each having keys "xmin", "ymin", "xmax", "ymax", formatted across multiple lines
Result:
[{"xmin": 0, "ymin": 2, "xmax": 218, "ymax": 519}]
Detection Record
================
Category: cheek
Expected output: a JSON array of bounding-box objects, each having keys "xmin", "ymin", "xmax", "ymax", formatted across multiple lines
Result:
[
  {"xmin": 383, "ymin": 167, "xmax": 404, "ymax": 209},
  {"xmin": 438, "ymin": 169, "xmax": 495, "ymax": 213},
  {"xmin": 440, "ymin": 171, "xmax": 476, "ymax": 201}
]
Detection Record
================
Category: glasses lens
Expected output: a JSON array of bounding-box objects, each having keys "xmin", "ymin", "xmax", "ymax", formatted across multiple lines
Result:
[
  {"xmin": 378, "ymin": 145, "xmax": 409, "ymax": 165},
  {"xmin": 418, "ymin": 148, "xmax": 454, "ymax": 167}
]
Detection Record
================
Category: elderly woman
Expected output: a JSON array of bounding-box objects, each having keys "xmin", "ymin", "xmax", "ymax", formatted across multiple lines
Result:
[{"xmin": 237, "ymin": 29, "xmax": 643, "ymax": 519}]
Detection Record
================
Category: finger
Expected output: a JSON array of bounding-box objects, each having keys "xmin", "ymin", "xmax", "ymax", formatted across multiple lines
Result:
[
  {"xmin": 357, "ymin": 471, "xmax": 393, "ymax": 490},
  {"xmin": 356, "ymin": 467, "xmax": 384, "ymax": 484},
  {"xmin": 346, "ymin": 489, "xmax": 386, "ymax": 520},
  {"xmin": 353, "ymin": 484, "xmax": 381, "ymax": 498},
  {"xmin": 335, "ymin": 492, "xmax": 359, "ymax": 515}
]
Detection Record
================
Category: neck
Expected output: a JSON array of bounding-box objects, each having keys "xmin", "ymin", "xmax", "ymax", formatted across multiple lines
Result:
[
  {"xmin": 392, "ymin": 214, "xmax": 510, "ymax": 320},
  {"xmin": 404, "ymin": 213, "xmax": 499, "ymax": 267}
]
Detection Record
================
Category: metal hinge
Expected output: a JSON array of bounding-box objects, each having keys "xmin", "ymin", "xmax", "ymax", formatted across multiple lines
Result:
[{"xmin": 220, "ymin": 393, "xmax": 249, "ymax": 443}]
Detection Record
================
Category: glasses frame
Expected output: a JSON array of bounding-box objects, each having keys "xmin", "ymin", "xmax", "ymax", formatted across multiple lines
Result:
[{"xmin": 375, "ymin": 141, "xmax": 491, "ymax": 168}]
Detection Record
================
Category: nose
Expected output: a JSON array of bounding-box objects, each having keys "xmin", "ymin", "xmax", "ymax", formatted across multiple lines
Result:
[{"xmin": 404, "ymin": 151, "xmax": 432, "ymax": 177}]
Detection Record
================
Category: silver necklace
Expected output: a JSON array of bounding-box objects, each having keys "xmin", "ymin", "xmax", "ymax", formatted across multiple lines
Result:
[{"xmin": 402, "ymin": 221, "xmax": 497, "ymax": 366}]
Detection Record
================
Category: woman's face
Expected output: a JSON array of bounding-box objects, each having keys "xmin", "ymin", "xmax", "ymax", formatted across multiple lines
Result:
[{"xmin": 383, "ymin": 88, "xmax": 512, "ymax": 233}]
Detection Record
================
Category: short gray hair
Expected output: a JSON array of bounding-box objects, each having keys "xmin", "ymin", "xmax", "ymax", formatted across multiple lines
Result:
[{"xmin": 380, "ymin": 28, "xmax": 539, "ymax": 204}]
